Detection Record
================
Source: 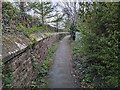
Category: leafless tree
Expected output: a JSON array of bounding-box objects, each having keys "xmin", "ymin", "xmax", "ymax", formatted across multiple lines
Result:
[{"xmin": 61, "ymin": 1, "xmax": 79, "ymax": 29}]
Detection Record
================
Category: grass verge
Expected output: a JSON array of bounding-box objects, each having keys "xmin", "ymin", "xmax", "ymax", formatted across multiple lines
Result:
[{"xmin": 31, "ymin": 42, "xmax": 58, "ymax": 88}]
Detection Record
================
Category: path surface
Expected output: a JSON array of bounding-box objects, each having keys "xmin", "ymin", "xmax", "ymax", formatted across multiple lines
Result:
[{"xmin": 48, "ymin": 35, "xmax": 78, "ymax": 88}]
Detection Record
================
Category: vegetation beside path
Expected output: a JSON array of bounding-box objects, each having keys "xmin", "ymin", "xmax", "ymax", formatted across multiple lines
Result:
[
  {"xmin": 71, "ymin": 2, "xmax": 119, "ymax": 88},
  {"xmin": 31, "ymin": 43, "xmax": 58, "ymax": 88}
]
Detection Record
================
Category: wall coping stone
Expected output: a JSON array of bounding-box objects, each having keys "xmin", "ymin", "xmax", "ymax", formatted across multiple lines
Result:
[{"xmin": 2, "ymin": 32, "xmax": 69, "ymax": 64}]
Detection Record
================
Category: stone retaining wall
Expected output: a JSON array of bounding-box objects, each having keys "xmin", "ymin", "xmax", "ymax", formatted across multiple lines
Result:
[{"xmin": 2, "ymin": 33, "xmax": 68, "ymax": 88}]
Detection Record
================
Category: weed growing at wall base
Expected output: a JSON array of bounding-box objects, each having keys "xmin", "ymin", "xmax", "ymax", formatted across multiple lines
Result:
[{"xmin": 31, "ymin": 43, "xmax": 58, "ymax": 88}]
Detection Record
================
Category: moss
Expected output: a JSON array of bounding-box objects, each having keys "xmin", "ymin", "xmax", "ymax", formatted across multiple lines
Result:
[
  {"xmin": 29, "ymin": 34, "xmax": 36, "ymax": 41},
  {"xmin": 14, "ymin": 37, "xmax": 24, "ymax": 44}
]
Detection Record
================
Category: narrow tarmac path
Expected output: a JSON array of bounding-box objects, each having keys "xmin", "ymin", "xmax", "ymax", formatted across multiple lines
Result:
[{"xmin": 48, "ymin": 35, "xmax": 78, "ymax": 88}]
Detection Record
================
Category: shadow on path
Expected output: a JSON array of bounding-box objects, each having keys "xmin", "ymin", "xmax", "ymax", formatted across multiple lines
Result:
[{"xmin": 48, "ymin": 35, "xmax": 78, "ymax": 88}]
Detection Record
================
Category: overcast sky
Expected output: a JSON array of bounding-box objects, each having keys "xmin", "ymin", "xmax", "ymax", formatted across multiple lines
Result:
[
  {"xmin": 5, "ymin": 0, "xmax": 80, "ymax": 2},
  {"xmin": 4, "ymin": 0, "xmax": 119, "ymax": 29}
]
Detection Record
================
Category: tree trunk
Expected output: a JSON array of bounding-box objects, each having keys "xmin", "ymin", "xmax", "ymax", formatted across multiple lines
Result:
[
  {"xmin": 0, "ymin": 1, "xmax": 2, "ymax": 89},
  {"xmin": 0, "ymin": 1, "xmax": 2, "ymax": 30},
  {"xmin": 41, "ymin": 2, "xmax": 44, "ymax": 24},
  {"xmin": 19, "ymin": 0, "xmax": 25, "ymax": 24}
]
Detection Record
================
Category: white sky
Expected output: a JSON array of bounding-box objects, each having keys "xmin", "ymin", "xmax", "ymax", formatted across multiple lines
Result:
[
  {"xmin": 3, "ymin": 0, "xmax": 80, "ymax": 2},
  {"xmin": 3, "ymin": 0, "xmax": 120, "ymax": 29},
  {"xmin": 3, "ymin": 0, "xmax": 120, "ymax": 2}
]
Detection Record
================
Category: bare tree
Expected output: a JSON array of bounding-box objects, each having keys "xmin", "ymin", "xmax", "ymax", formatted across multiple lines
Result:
[{"xmin": 60, "ymin": 1, "xmax": 79, "ymax": 39}]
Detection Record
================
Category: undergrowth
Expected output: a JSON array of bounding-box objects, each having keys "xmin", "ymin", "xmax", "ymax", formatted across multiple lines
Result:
[
  {"xmin": 71, "ymin": 31, "xmax": 119, "ymax": 88},
  {"xmin": 31, "ymin": 43, "xmax": 58, "ymax": 88}
]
